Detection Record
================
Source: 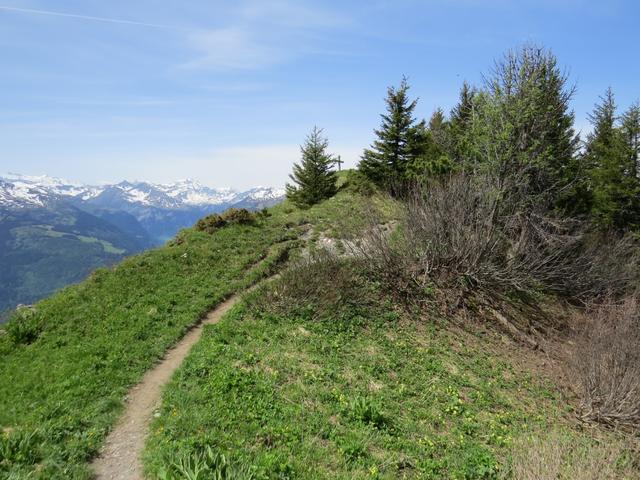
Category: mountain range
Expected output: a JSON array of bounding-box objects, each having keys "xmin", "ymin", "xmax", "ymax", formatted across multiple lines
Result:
[{"xmin": 0, "ymin": 173, "xmax": 285, "ymax": 315}]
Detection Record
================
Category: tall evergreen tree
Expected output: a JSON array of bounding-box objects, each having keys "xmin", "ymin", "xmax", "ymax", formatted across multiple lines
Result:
[
  {"xmin": 286, "ymin": 127, "xmax": 338, "ymax": 208},
  {"xmin": 483, "ymin": 45, "xmax": 579, "ymax": 199},
  {"xmin": 359, "ymin": 77, "xmax": 421, "ymax": 189},
  {"xmin": 585, "ymin": 89, "xmax": 640, "ymax": 229}
]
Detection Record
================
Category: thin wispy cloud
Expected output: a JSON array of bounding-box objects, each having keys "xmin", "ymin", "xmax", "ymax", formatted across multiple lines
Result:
[
  {"xmin": 0, "ymin": 2, "xmax": 352, "ymax": 72},
  {"xmin": 184, "ymin": 0, "xmax": 353, "ymax": 71},
  {"xmin": 0, "ymin": 5, "xmax": 176, "ymax": 29},
  {"xmin": 186, "ymin": 27, "xmax": 284, "ymax": 70}
]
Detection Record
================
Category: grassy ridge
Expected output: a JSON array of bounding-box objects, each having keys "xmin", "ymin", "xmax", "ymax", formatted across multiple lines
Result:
[
  {"xmin": 0, "ymin": 183, "xmax": 384, "ymax": 478},
  {"xmin": 0, "ymin": 215, "xmax": 299, "ymax": 478}
]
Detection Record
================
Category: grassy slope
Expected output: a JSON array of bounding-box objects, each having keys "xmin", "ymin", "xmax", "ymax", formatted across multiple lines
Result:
[
  {"xmin": 0, "ymin": 208, "xmax": 303, "ymax": 478},
  {"xmin": 145, "ymin": 297, "xmax": 567, "ymax": 479},
  {"xmin": 143, "ymin": 191, "xmax": 636, "ymax": 479}
]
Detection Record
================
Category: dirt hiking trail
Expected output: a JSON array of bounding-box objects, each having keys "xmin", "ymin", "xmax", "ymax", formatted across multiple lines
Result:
[{"xmin": 91, "ymin": 295, "xmax": 240, "ymax": 480}]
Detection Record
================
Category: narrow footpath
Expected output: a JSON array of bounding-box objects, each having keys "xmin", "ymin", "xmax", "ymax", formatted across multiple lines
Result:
[{"xmin": 91, "ymin": 295, "xmax": 240, "ymax": 480}]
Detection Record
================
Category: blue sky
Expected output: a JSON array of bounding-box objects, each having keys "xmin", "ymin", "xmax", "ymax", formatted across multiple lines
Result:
[{"xmin": 1, "ymin": 0, "xmax": 638, "ymax": 189}]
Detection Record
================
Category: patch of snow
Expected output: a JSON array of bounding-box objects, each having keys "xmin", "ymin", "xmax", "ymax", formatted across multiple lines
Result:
[{"xmin": 123, "ymin": 188, "xmax": 151, "ymax": 205}]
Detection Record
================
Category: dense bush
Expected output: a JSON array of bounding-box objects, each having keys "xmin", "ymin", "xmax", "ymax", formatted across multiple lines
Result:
[
  {"xmin": 254, "ymin": 249, "xmax": 381, "ymax": 322},
  {"xmin": 194, "ymin": 208, "xmax": 257, "ymax": 234},
  {"xmin": 344, "ymin": 169, "xmax": 376, "ymax": 196}
]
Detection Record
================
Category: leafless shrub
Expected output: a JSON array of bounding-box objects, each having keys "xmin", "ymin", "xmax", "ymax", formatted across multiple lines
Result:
[
  {"xmin": 506, "ymin": 430, "xmax": 638, "ymax": 480},
  {"xmin": 572, "ymin": 296, "xmax": 640, "ymax": 430},
  {"xmin": 355, "ymin": 173, "xmax": 640, "ymax": 306},
  {"xmin": 568, "ymin": 233, "xmax": 640, "ymax": 300}
]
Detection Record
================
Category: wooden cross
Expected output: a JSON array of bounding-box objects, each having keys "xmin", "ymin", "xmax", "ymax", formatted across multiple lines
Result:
[{"xmin": 335, "ymin": 155, "xmax": 343, "ymax": 171}]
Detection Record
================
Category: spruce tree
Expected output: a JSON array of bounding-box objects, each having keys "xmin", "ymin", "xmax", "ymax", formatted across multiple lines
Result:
[
  {"xmin": 404, "ymin": 120, "xmax": 454, "ymax": 179},
  {"xmin": 450, "ymin": 81, "xmax": 476, "ymax": 127},
  {"xmin": 621, "ymin": 102, "xmax": 640, "ymax": 178},
  {"xmin": 359, "ymin": 77, "xmax": 421, "ymax": 189},
  {"xmin": 585, "ymin": 89, "xmax": 640, "ymax": 229},
  {"xmin": 448, "ymin": 81, "xmax": 480, "ymax": 169},
  {"xmin": 286, "ymin": 127, "xmax": 338, "ymax": 208}
]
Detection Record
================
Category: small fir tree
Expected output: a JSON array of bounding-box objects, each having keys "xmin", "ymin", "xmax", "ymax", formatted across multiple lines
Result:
[
  {"xmin": 450, "ymin": 81, "xmax": 476, "ymax": 127},
  {"xmin": 286, "ymin": 127, "xmax": 338, "ymax": 208}
]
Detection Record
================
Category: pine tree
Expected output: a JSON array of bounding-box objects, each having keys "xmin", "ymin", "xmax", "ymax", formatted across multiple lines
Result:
[
  {"xmin": 585, "ymin": 89, "xmax": 640, "ymax": 229},
  {"xmin": 286, "ymin": 127, "xmax": 338, "ymax": 208},
  {"xmin": 359, "ymin": 77, "xmax": 421, "ymax": 189},
  {"xmin": 428, "ymin": 108, "xmax": 446, "ymax": 132}
]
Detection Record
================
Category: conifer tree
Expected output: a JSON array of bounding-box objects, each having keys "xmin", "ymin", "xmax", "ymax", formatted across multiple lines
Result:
[
  {"xmin": 404, "ymin": 120, "xmax": 454, "ymax": 179},
  {"xmin": 359, "ymin": 77, "xmax": 421, "ymax": 188},
  {"xmin": 585, "ymin": 89, "xmax": 640, "ymax": 229},
  {"xmin": 450, "ymin": 81, "xmax": 476, "ymax": 127},
  {"xmin": 448, "ymin": 81, "xmax": 480, "ymax": 169},
  {"xmin": 428, "ymin": 108, "xmax": 446, "ymax": 132},
  {"xmin": 286, "ymin": 127, "xmax": 338, "ymax": 208},
  {"xmin": 621, "ymin": 102, "xmax": 640, "ymax": 178}
]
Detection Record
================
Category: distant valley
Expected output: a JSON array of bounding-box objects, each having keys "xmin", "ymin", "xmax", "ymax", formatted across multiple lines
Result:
[{"xmin": 0, "ymin": 173, "xmax": 285, "ymax": 316}]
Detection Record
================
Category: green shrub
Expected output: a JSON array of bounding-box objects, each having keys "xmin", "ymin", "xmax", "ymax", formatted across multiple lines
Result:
[
  {"xmin": 157, "ymin": 447, "xmax": 255, "ymax": 480},
  {"xmin": 0, "ymin": 428, "xmax": 43, "ymax": 471},
  {"xmin": 346, "ymin": 396, "xmax": 389, "ymax": 430},
  {"xmin": 194, "ymin": 209, "xmax": 257, "ymax": 234},
  {"xmin": 5, "ymin": 307, "xmax": 43, "ymax": 345},
  {"xmin": 345, "ymin": 170, "xmax": 377, "ymax": 196},
  {"xmin": 194, "ymin": 214, "xmax": 227, "ymax": 234},
  {"xmin": 220, "ymin": 208, "xmax": 256, "ymax": 225}
]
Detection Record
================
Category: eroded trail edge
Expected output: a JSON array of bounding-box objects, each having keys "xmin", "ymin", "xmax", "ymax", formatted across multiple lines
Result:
[{"xmin": 91, "ymin": 295, "xmax": 240, "ymax": 480}]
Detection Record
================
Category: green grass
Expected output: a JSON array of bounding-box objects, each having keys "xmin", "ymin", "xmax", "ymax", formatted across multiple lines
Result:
[
  {"xmin": 0, "ymin": 216, "xmax": 295, "ymax": 478},
  {"xmin": 143, "ymin": 279, "xmax": 572, "ymax": 479},
  {"xmin": 0, "ymin": 186, "xmax": 383, "ymax": 479}
]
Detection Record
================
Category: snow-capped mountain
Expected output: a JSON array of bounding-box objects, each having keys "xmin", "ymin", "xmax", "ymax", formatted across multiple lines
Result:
[
  {"xmin": 0, "ymin": 173, "xmax": 285, "ymax": 315},
  {"xmin": 156, "ymin": 179, "xmax": 237, "ymax": 207},
  {"xmin": 0, "ymin": 173, "xmax": 285, "ymax": 211},
  {"xmin": 1, "ymin": 173, "xmax": 286, "ymax": 244},
  {"xmin": 0, "ymin": 178, "xmax": 49, "ymax": 208},
  {"xmin": 1, "ymin": 172, "xmax": 95, "ymax": 200}
]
